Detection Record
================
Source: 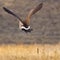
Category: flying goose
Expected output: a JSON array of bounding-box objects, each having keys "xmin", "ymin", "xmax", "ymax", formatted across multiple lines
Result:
[{"xmin": 3, "ymin": 3, "xmax": 43, "ymax": 32}]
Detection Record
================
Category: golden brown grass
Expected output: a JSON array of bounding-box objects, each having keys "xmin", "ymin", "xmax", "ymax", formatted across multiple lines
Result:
[{"xmin": 0, "ymin": 44, "xmax": 60, "ymax": 60}]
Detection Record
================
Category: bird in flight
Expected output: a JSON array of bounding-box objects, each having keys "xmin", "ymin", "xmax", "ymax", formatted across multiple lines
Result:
[{"xmin": 3, "ymin": 3, "xmax": 43, "ymax": 32}]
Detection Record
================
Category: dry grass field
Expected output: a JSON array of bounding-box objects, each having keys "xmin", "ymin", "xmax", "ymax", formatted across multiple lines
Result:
[
  {"xmin": 0, "ymin": 0, "xmax": 60, "ymax": 60},
  {"xmin": 0, "ymin": 44, "xmax": 60, "ymax": 60}
]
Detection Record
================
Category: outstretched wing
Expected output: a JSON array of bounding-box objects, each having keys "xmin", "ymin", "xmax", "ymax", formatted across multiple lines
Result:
[
  {"xmin": 3, "ymin": 7, "xmax": 23, "ymax": 24},
  {"xmin": 25, "ymin": 3, "xmax": 43, "ymax": 25}
]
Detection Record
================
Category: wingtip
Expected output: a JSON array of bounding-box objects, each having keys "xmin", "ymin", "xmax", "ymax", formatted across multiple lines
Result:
[
  {"xmin": 40, "ymin": 2, "xmax": 43, "ymax": 5},
  {"xmin": 39, "ymin": 2, "xmax": 43, "ymax": 7},
  {"xmin": 3, "ymin": 7, "xmax": 7, "ymax": 11},
  {"xmin": 3, "ymin": 7, "xmax": 6, "ymax": 10}
]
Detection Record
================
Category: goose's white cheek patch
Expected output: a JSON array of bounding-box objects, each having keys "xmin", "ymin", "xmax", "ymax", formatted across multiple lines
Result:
[{"xmin": 21, "ymin": 26, "xmax": 30, "ymax": 30}]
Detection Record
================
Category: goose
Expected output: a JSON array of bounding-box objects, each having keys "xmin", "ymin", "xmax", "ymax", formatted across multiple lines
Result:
[{"xmin": 3, "ymin": 3, "xmax": 43, "ymax": 32}]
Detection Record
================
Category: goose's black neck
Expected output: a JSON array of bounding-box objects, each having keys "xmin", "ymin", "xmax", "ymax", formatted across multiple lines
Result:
[{"xmin": 23, "ymin": 23, "xmax": 29, "ymax": 28}]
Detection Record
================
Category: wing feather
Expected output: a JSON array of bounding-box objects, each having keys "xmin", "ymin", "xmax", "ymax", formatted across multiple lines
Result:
[
  {"xmin": 25, "ymin": 3, "xmax": 43, "ymax": 25},
  {"xmin": 3, "ymin": 7, "xmax": 23, "ymax": 24}
]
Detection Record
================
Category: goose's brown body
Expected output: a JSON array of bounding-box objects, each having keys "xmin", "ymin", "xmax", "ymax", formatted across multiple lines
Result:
[{"xmin": 3, "ymin": 3, "xmax": 43, "ymax": 32}]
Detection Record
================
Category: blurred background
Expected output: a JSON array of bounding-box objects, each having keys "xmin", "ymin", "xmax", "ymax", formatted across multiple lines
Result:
[{"xmin": 0, "ymin": 0, "xmax": 60, "ymax": 44}]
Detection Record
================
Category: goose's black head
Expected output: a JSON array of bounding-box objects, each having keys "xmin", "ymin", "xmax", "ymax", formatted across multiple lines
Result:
[
  {"xmin": 21, "ymin": 24, "xmax": 32, "ymax": 32},
  {"xmin": 21, "ymin": 23, "xmax": 32, "ymax": 32},
  {"xmin": 22, "ymin": 28, "xmax": 32, "ymax": 32}
]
